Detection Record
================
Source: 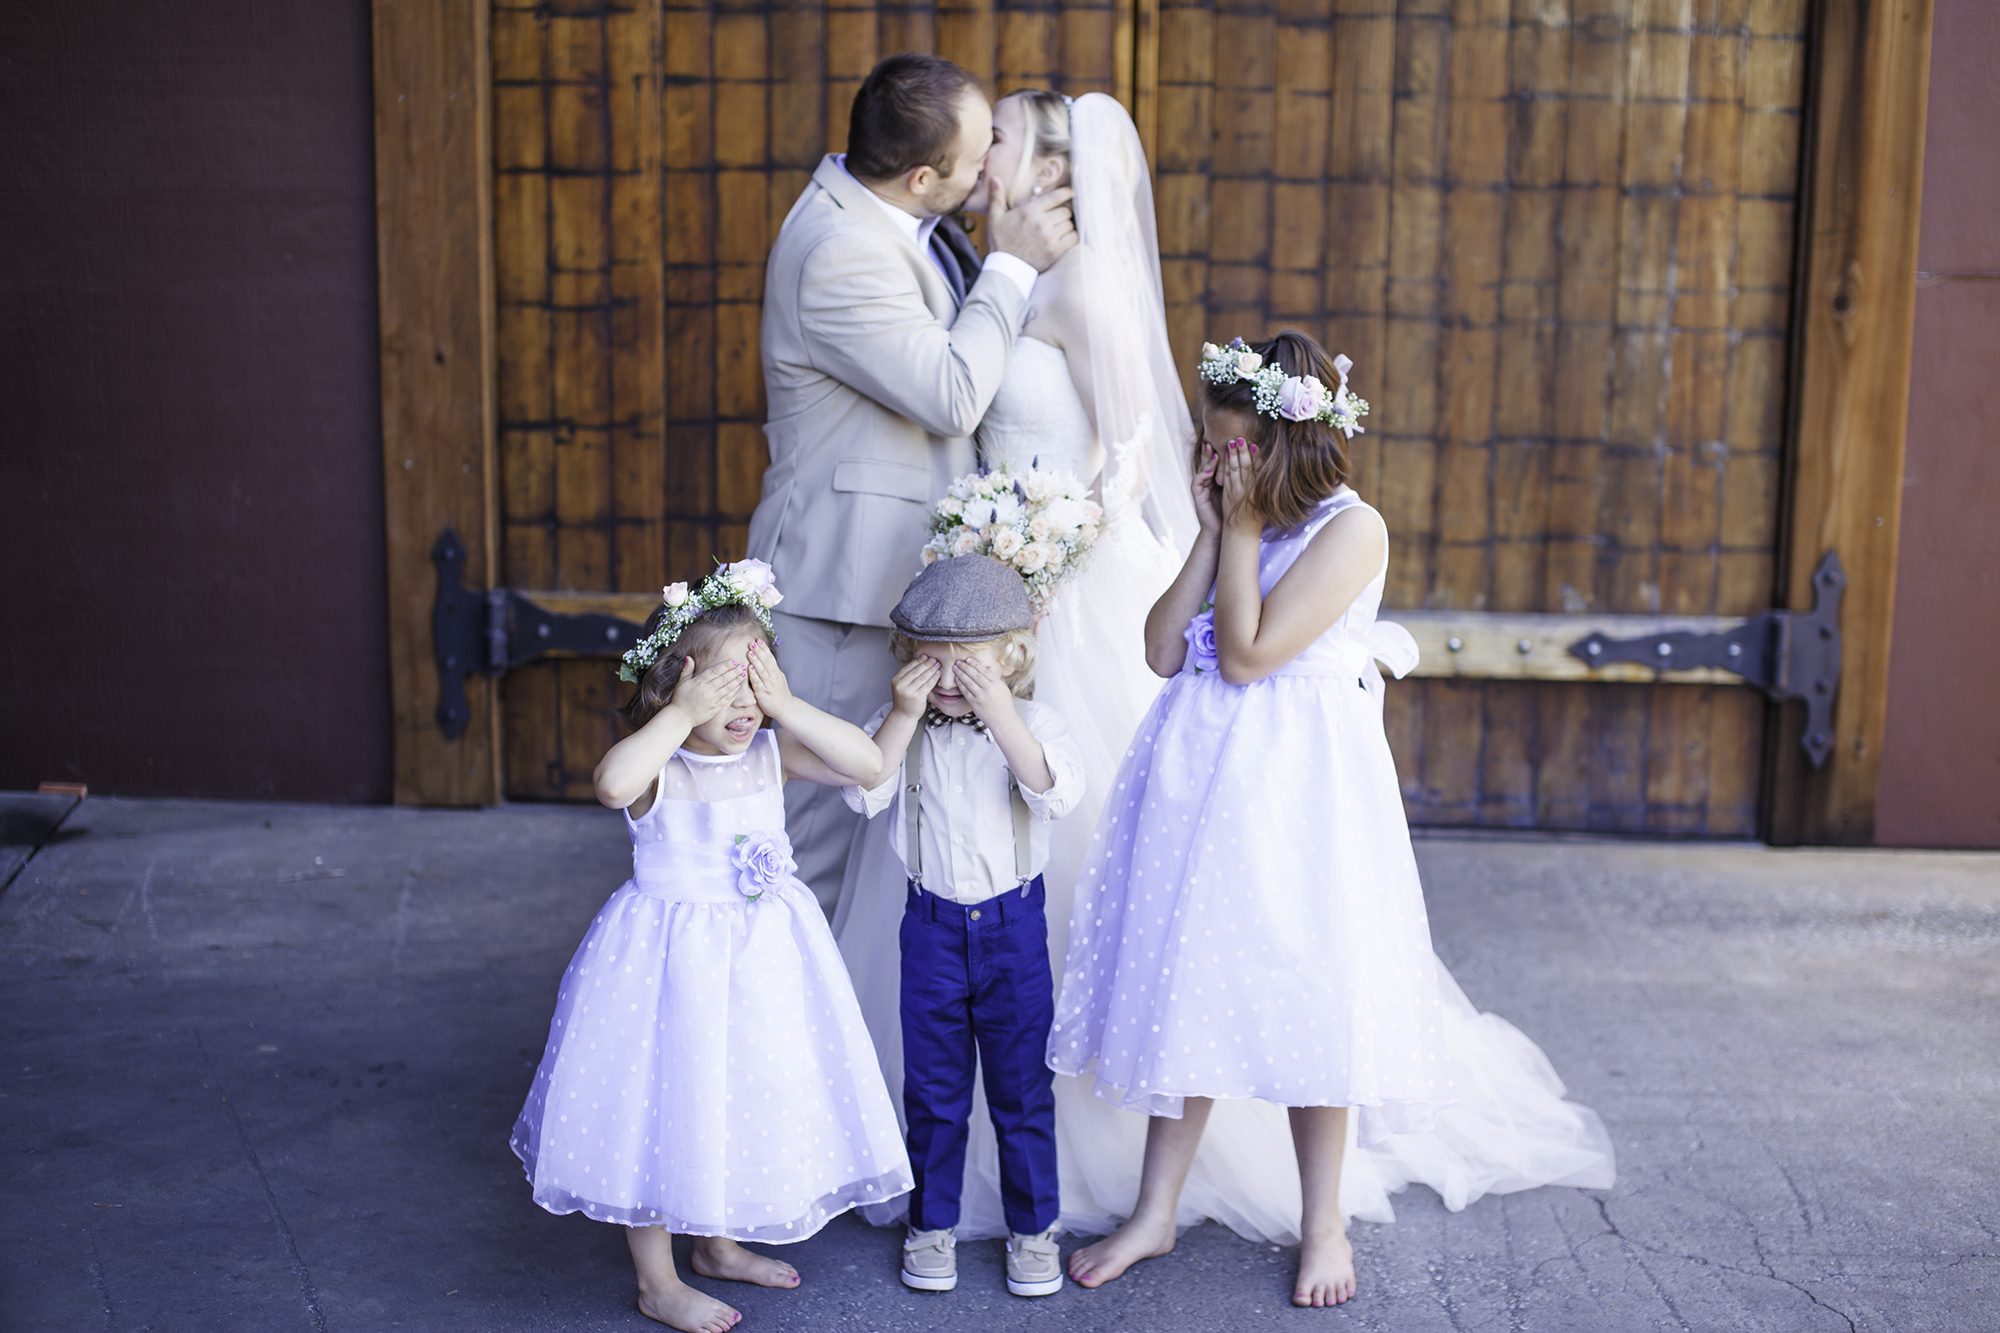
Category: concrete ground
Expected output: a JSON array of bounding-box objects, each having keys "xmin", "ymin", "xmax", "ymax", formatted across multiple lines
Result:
[{"xmin": 2, "ymin": 794, "xmax": 1995, "ymax": 1333}]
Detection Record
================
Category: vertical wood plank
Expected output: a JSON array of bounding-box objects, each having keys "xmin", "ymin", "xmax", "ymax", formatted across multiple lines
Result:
[
  {"xmin": 375, "ymin": 0, "xmax": 499, "ymax": 805},
  {"xmin": 1765, "ymin": 0, "xmax": 1934, "ymax": 845}
]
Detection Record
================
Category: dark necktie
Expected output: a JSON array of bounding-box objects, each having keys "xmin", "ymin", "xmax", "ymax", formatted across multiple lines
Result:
[{"xmin": 928, "ymin": 228, "xmax": 967, "ymax": 306}]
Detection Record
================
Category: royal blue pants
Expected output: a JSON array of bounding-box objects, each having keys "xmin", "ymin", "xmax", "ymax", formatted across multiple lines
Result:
[{"xmin": 899, "ymin": 877, "xmax": 1059, "ymax": 1235}]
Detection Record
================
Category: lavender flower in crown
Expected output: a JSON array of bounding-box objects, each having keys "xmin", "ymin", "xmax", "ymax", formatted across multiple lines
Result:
[
  {"xmin": 1197, "ymin": 337, "xmax": 1371, "ymax": 440},
  {"xmin": 921, "ymin": 464, "xmax": 1103, "ymax": 613},
  {"xmin": 617, "ymin": 558, "xmax": 784, "ymax": 683},
  {"xmin": 730, "ymin": 830, "xmax": 796, "ymax": 903}
]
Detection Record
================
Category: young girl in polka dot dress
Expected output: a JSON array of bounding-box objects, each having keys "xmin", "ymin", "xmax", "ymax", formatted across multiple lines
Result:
[
  {"xmin": 1049, "ymin": 332, "xmax": 1613, "ymax": 1306},
  {"xmin": 511, "ymin": 564, "xmax": 912, "ymax": 1333}
]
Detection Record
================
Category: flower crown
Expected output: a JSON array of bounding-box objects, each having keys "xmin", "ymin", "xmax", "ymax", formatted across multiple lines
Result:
[
  {"xmin": 617, "ymin": 559, "xmax": 782, "ymax": 684},
  {"xmin": 1197, "ymin": 338, "xmax": 1369, "ymax": 440}
]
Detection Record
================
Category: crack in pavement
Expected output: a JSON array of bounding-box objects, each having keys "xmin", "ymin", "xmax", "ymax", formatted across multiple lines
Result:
[
  {"xmin": 1595, "ymin": 1194, "xmax": 1859, "ymax": 1333},
  {"xmin": 195, "ymin": 1031, "xmax": 328, "ymax": 1331}
]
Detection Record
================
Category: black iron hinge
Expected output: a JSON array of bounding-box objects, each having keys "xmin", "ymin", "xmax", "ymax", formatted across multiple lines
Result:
[
  {"xmin": 430, "ymin": 529, "xmax": 648, "ymax": 740},
  {"xmin": 1568, "ymin": 551, "xmax": 1846, "ymax": 768}
]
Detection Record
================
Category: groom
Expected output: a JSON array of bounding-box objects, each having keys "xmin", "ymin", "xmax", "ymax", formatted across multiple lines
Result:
[{"xmin": 748, "ymin": 53, "xmax": 1076, "ymax": 914}]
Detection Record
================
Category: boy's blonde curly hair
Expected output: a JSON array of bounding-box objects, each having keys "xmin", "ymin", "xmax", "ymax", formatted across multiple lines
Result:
[{"xmin": 889, "ymin": 628, "xmax": 1038, "ymax": 699}]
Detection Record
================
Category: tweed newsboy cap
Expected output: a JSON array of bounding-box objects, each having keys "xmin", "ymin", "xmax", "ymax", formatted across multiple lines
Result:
[{"xmin": 890, "ymin": 554, "xmax": 1033, "ymax": 642}]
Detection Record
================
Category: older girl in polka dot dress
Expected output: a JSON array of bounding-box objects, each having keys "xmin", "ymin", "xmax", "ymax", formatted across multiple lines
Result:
[
  {"xmin": 512, "ymin": 567, "xmax": 912, "ymax": 1333},
  {"xmin": 1049, "ymin": 333, "xmax": 1613, "ymax": 1307}
]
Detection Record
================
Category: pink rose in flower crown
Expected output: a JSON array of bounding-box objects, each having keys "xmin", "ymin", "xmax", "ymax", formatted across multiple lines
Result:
[
  {"xmin": 1277, "ymin": 375, "xmax": 1326, "ymax": 422},
  {"xmin": 1183, "ymin": 608, "xmax": 1219, "ymax": 674}
]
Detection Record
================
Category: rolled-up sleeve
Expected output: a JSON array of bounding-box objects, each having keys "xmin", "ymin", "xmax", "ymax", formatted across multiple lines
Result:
[
  {"xmin": 841, "ymin": 704, "xmax": 901, "ymax": 818},
  {"xmin": 1017, "ymin": 702, "xmax": 1085, "ymax": 822}
]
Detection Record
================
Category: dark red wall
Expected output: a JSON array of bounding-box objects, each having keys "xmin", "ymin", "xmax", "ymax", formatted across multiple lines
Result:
[
  {"xmin": 0, "ymin": 2, "xmax": 391, "ymax": 803},
  {"xmin": 1876, "ymin": 0, "xmax": 2000, "ymax": 848}
]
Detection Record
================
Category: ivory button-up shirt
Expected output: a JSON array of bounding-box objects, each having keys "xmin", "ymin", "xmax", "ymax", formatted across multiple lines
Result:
[{"xmin": 843, "ymin": 699, "xmax": 1084, "ymax": 905}]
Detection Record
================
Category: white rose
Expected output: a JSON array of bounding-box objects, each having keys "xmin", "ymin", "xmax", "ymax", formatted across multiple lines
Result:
[
  {"xmin": 922, "ymin": 546, "xmax": 941, "ymax": 566},
  {"xmin": 1201, "ymin": 342, "xmax": 1222, "ymax": 361},
  {"xmin": 1235, "ymin": 351, "xmax": 1263, "ymax": 375},
  {"xmin": 661, "ymin": 582, "xmax": 690, "ymax": 607},
  {"xmin": 1014, "ymin": 542, "xmax": 1050, "ymax": 574},
  {"xmin": 724, "ymin": 558, "xmax": 777, "ymax": 593},
  {"xmin": 1026, "ymin": 515, "xmax": 1055, "ymax": 542},
  {"xmin": 950, "ymin": 527, "xmax": 980, "ymax": 557},
  {"xmin": 1033, "ymin": 541, "xmax": 1065, "ymax": 572},
  {"xmin": 938, "ymin": 496, "xmax": 963, "ymax": 520},
  {"xmin": 1022, "ymin": 471, "xmax": 1055, "ymax": 503},
  {"xmin": 991, "ymin": 527, "xmax": 1025, "ymax": 559},
  {"xmin": 757, "ymin": 585, "xmax": 783, "ymax": 608},
  {"xmin": 1080, "ymin": 500, "xmax": 1104, "ymax": 523},
  {"xmin": 1077, "ymin": 522, "xmax": 1100, "ymax": 546}
]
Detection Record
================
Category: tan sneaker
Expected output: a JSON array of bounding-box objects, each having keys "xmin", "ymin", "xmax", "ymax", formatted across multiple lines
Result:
[
  {"xmin": 1006, "ymin": 1226, "xmax": 1063, "ymax": 1297},
  {"xmin": 902, "ymin": 1227, "xmax": 957, "ymax": 1291}
]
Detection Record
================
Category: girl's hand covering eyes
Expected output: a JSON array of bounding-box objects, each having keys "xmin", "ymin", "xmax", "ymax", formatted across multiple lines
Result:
[
  {"xmin": 1219, "ymin": 439, "xmax": 1261, "ymax": 532},
  {"xmin": 745, "ymin": 640, "xmax": 794, "ymax": 721},
  {"xmin": 1192, "ymin": 441, "xmax": 1224, "ymax": 534},
  {"xmin": 671, "ymin": 656, "xmax": 745, "ymax": 726}
]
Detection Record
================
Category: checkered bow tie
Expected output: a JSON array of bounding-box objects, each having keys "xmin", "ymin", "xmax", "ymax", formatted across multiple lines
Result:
[{"xmin": 922, "ymin": 705, "xmax": 988, "ymax": 734}]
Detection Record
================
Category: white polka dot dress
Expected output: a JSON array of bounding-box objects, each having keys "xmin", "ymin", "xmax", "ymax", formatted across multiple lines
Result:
[
  {"xmin": 511, "ymin": 731, "xmax": 913, "ymax": 1240},
  {"xmin": 1049, "ymin": 490, "xmax": 1615, "ymax": 1206}
]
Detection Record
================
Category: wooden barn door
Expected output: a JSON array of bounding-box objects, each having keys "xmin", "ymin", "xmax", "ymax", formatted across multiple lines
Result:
[
  {"xmin": 486, "ymin": 0, "xmax": 1142, "ymax": 799},
  {"xmin": 1152, "ymin": 0, "xmax": 1810, "ymax": 835},
  {"xmin": 471, "ymin": 0, "xmax": 1865, "ymax": 837}
]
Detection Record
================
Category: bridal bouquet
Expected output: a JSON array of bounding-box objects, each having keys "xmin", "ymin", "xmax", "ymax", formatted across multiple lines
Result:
[{"xmin": 923, "ymin": 466, "xmax": 1103, "ymax": 612}]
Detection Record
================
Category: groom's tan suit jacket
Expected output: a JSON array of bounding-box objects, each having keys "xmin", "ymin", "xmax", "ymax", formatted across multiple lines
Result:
[{"xmin": 748, "ymin": 156, "xmax": 1029, "ymax": 628}]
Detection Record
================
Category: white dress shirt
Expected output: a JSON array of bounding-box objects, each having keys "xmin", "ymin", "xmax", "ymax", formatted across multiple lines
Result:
[
  {"xmin": 836, "ymin": 155, "xmax": 1038, "ymax": 304},
  {"xmin": 843, "ymin": 699, "xmax": 1084, "ymax": 904}
]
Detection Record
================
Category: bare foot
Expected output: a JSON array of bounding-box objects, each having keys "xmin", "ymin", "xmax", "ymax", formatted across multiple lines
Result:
[
  {"xmin": 690, "ymin": 1237, "xmax": 801, "ymax": 1289},
  {"xmin": 636, "ymin": 1284, "xmax": 740, "ymax": 1333},
  {"xmin": 1293, "ymin": 1228, "xmax": 1356, "ymax": 1307},
  {"xmin": 1067, "ymin": 1214, "xmax": 1177, "ymax": 1287}
]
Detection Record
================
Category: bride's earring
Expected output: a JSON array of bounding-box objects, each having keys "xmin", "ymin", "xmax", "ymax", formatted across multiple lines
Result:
[{"xmin": 1032, "ymin": 186, "xmax": 1043, "ymax": 198}]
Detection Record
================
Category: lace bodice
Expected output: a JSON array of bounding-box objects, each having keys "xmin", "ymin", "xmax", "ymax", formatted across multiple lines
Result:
[{"xmin": 981, "ymin": 337, "xmax": 1101, "ymax": 483}]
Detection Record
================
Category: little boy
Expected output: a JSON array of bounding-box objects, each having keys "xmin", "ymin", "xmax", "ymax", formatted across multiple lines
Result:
[{"xmin": 843, "ymin": 555, "xmax": 1084, "ymax": 1297}]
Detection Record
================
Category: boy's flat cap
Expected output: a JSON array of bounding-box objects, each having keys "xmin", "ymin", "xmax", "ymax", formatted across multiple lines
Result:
[{"xmin": 890, "ymin": 554, "xmax": 1033, "ymax": 643}]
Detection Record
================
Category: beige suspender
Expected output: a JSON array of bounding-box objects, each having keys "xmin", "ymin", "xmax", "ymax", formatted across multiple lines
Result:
[{"xmin": 904, "ymin": 727, "xmax": 1034, "ymax": 888}]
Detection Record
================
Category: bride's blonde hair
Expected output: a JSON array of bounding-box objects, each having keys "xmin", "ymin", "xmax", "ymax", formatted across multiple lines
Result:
[{"xmin": 1004, "ymin": 90, "xmax": 1072, "ymax": 203}]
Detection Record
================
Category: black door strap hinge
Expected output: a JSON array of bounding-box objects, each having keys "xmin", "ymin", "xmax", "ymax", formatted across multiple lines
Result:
[
  {"xmin": 1568, "ymin": 550, "xmax": 1846, "ymax": 768},
  {"xmin": 430, "ymin": 528, "xmax": 647, "ymax": 740}
]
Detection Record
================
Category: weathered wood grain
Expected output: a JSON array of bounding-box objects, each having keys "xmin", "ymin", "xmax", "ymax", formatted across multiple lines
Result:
[
  {"xmin": 1765, "ymin": 0, "xmax": 1933, "ymax": 845},
  {"xmin": 375, "ymin": 0, "xmax": 499, "ymax": 805}
]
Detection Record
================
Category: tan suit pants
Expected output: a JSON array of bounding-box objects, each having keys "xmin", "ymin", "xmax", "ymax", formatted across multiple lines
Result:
[{"xmin": 771, "ymin": 609, "xmax": 898, "ymax": 917}]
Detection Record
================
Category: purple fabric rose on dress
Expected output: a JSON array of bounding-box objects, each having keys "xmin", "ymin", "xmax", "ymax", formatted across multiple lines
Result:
[
  {"xmin": 1276, "ymin": 374, "xmax": 1326, "ymax": 422},
  {"xmin": 1183, "ymin": 608, "xmax": 1219, "ymax": 674},
  {"xmin": 731, "ymin": 830, "xmax": 796, "ymax": 902}
]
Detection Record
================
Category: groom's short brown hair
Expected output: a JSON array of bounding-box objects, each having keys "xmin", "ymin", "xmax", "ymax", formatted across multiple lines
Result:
[{"xmin": 846, "ymin": 54, "xmax": 977, "ymax": 184}]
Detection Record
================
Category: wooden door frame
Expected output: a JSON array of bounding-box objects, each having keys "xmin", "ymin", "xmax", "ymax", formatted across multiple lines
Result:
[
  {"xmin": 1766, "ymin": 0, "xmax": 1934, "ymax": 844},
  {"xmin": 373, "ymin": 0, "xmax": 500, "ymax": 806},
  {"xmin": 370, "ymin": 2, "xmax": 1935, "ymax": 839}
]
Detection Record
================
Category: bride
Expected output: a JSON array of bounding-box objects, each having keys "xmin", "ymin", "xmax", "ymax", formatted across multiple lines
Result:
[{"xmin": 834, "ymin": 92, "xmax": 1612, "ymax": 1246}]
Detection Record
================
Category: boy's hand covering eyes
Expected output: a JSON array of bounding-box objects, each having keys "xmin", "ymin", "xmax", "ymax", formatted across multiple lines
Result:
[
  {"xmin": 952, "ymin": 658, "xmax": 1016, "ymax": 724},
  {"xmin": 890, "ymin": 656, "xmax": 943, "ymax": 716}
]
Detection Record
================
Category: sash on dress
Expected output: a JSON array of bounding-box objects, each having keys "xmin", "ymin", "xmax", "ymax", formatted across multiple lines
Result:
[{"xmin": 630, "ymin": 838, "xmax": 795, "ymax": 905}]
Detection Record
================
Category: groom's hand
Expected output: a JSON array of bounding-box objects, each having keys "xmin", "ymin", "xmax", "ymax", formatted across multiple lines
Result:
[{"xmin": 988, "ymin": 177, "xmax": 1077, "ymax": 273}]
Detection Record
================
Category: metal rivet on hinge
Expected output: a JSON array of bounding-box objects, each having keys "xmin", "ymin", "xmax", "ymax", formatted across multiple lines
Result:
[
  {"xmin": 1656, "ymin": 641, "xmax": 1672, "ymax": 657},
  {"xmin": 1517, "ymin": 639, "xmax": 1533, "ymax": 654},
  {"xmin": 1447, "ymin": 636, "xmax": 1464, "ymax": 652}
]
